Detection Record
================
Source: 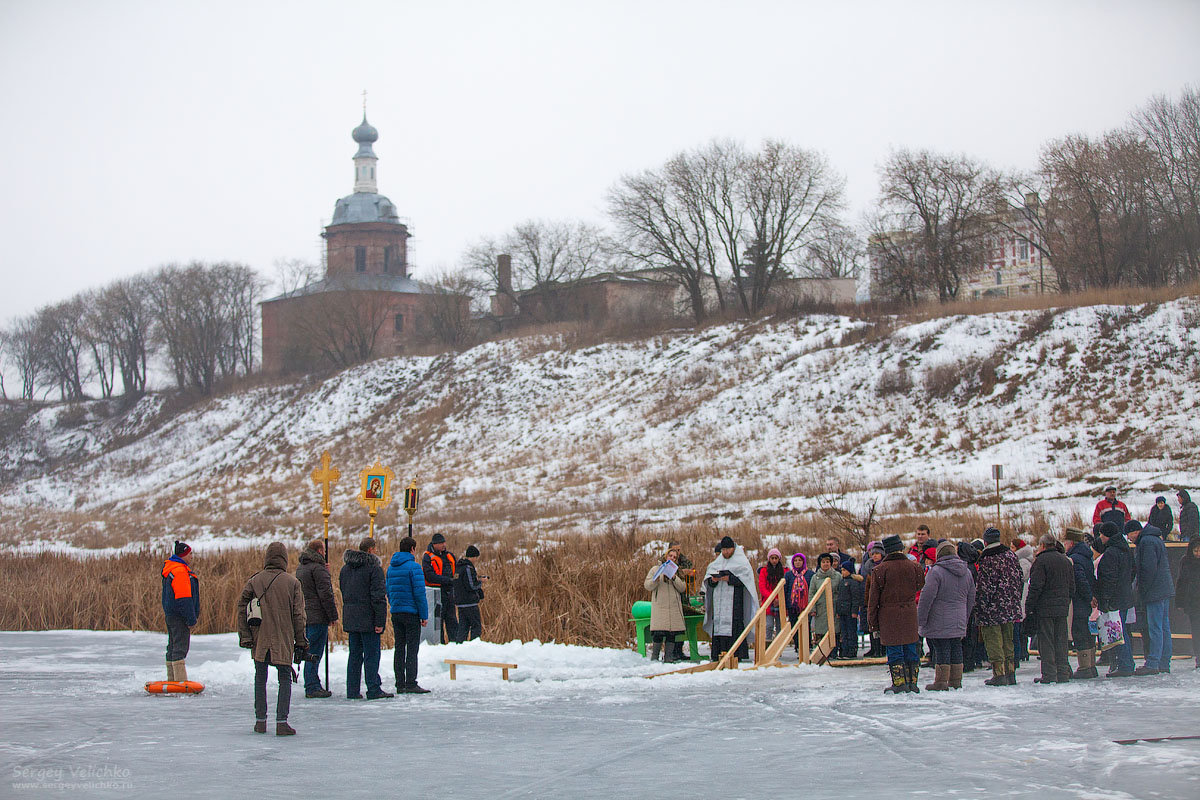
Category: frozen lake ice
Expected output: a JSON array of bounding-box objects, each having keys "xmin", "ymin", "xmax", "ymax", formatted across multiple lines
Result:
[{"xmin": 1, "ymin": 631, "xmax": 1197, "ymax": 799}]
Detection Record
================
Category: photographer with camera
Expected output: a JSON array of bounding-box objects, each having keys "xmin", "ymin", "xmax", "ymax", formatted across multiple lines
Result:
[{"xmin": 237, "ymin": 542, "xmax": 308, "ymax": 736}]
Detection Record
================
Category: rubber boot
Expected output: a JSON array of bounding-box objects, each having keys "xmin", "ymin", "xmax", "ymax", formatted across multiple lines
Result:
[
  {"xmin": 925, "ymin": 664, "xmax": 951, "ymax": 691},
  {"xmin": 905, "ymin": 661, "xmax": 921, "ymax": 693},
  {"xmin": 664, "ymin": 639, "xmax": 680, "ymax": 663},
  {"xmin": 174, "ymin": 660, "xmax": 188, "ymax": 682},
  {"xmin": 650, "ymin": 641, "xmax": 662, "ymax": 662},
  {"xmin": 984, "ymin": 661, "xmax": 1006, "ymax": 686},
  {"xmin": 949, "ymin": 663, "xmax": 963, "ymax": 689},
  {"xmin": 166, "ymin": 660, "xmax": 175, "ymax": 681},
  {"xmin": 883, "ymin": 663, "xmax": 907, "ymax": 694},
  {"xmin": 1004, "ymin": 658, "xmax": 1016, "ymax": 685}
]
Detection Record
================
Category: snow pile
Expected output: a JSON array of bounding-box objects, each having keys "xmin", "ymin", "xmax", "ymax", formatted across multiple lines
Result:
[{"xmin": 2, "ymin": 298, "xmax": 1199, "ymax": 550}]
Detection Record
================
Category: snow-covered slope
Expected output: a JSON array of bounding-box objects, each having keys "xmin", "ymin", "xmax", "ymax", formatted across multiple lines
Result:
[{"xmin": 2, "ymin": 299, "xmax": 1198, "ymax": 550}]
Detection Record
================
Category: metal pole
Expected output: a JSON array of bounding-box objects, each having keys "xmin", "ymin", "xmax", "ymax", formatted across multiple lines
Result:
[
  {"xmin": 323, "ymin": 509, "xmax": 330, "ymax": 691},
  {"xmin": 996, "ymin": 476, "xmax": 1001, "ymax": 529}
]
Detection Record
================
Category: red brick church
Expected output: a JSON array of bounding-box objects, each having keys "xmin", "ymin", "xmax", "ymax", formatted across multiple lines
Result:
[{"xmin": 261, "ymin": 113, "xmax": 461, "ymax": 373}]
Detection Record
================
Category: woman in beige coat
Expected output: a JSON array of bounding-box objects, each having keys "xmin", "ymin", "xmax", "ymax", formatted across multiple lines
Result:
[
  {"xmin": 237, "ymin": 542, "xmax": 307, "ymax": 736},
  {"xmin": 644, "ymin": 545, "xmax": 688, "ymax": 662}
]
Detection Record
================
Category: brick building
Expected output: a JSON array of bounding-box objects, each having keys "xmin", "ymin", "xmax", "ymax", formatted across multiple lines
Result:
[{"xmin": 261, "ymin": 114, "xmax": 465, "ymax": 373}]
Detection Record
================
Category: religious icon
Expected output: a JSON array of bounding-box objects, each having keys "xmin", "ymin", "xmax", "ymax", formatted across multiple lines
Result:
[{"xmin": 366, "ymin": 476, "xmax": 384, "ymax": 499}]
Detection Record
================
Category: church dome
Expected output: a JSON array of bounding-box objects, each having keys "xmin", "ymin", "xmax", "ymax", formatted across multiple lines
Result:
[
  {"xmin": 352, "ymin": 115, "xmax": 378, "ymax": 144},
  {"xmin": 330, "ymin": 192, "xmax": 401, "ymax": 225}
]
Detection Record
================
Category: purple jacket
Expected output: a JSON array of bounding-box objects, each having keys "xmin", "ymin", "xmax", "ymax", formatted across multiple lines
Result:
[
  {"xmin": 917, "ymin": 554, "xmax": 977, "ymax": 639},
  {"xmin": 975, "ymin": 543, "xmax": 1024, "ymax": 626}
]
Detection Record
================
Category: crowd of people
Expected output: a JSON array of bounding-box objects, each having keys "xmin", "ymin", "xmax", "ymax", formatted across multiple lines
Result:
[
  {"xmin": 159, "ymin": 534, "xmax": 486, "ymax": 735},
  {"xmin": 643, "ymin": 487, "xmax": 1199, "ymax": 695}
]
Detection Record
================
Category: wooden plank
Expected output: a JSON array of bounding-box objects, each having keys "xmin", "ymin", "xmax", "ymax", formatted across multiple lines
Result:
[
  {"xmin": 826, "ymin": 657, "xmax": 888, "ymax": 667},
  {"xmin": 449, "ymin": 663, "xmax": 457, "ymax": 680},
  {"xmin": 646, "ymin": 660, "xmax": 722, "ymax": 679},
  {"xmin": 443, "ymin": 659, "xmax": 518, "ymax": 669}
]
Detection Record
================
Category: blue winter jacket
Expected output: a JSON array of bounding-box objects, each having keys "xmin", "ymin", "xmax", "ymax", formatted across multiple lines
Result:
[
  {"xmin": 1134, "ymin": 525, "xmax": 1175, "ymax": 604},
  {"xmin": 161, "ymin": 555, "xmax": 199, "ymax": 626},
  {"xmin": 1067, "ymin": 541, "xmax": 1095, "ymax": 606},
  {"xmin": 386, "ymin": 551, "xmax": 429, "ymax": 619}
]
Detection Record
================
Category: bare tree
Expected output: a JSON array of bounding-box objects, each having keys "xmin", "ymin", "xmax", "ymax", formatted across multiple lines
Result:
[
  {"xmin": 94, "ymin": 277, "xmax": 153, "ymax": 396},
  {"xmin": 80, "ymin": 291, "xmax": 117, "ymax": 399},
  {"xmin": 423, "ymin": 269, "xmax": 477, "ymax": 349},
  {"xmin": 285, "ymin": 278, "xmax": 400, "ymax": 370},
  {"xmin": 0, "ymin": 316, "xmax": 41, "ymax": 400},
  {"xmin": 465, "ymin": 219, "xmax": 612, "ymax": 322},
  {"xmin": 34, "ymin": 298, "xmax": 91, "ymax": 401},
  {"xmin": 813, "ymin": 475, "xmax": 882, "ymax": 553},
  {"xmin": 873, "ymin": 149, "xmax": 1004, "ymax": 303},
  {"xmin": 272, "ymin": 257, "xmax": 322, "ymax": 297},
  {"xmin": 1133, "ymin": 86, "xmax": 1200, "ymax": 283},
  {"xmin": 801, "ymin": 221, "xmax": 864, "ymax": 279}
]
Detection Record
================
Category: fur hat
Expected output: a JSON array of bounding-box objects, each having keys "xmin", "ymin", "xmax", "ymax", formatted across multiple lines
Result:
[
  {"xmin": 430, "ymin": 533, "xmax": 447, "ymax": 545},
  {"xmin": 718, "ymin": 535, "xmax": 736, "ymax": 550},
  {"xmin": 983, "ymin": 527, "xmax": 1002, "ymax": 545},
  {"xmin": 867, "ymin": 542, "xmax": 884, "ymax": 556},
  {"xmin": 464, "ymin": 544, "xmax": 480, "ymax": 558},
  {"xmin": 173, "ymin": 540, "xmax": 192, "ymax": 557},
  {"xmin": 882, "ymin": 534, "xmax": 904, "ymax": 554}
]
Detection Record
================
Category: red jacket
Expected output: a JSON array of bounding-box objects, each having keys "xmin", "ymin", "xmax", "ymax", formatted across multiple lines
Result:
[
  {"xmin": 1092, "ymin": 499, "xmax": 1130, "ymax": 525},
  {"xmin": 758, "ymin": 566, "xmax": 784, "ymax": 615}
]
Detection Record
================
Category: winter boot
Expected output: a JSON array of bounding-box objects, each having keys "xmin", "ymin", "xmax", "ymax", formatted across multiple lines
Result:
[
  {"xmin": 275, "ymin": 721, "xmax": 296, "ymax": 736},
  {"xmin": 1072, "ymin": 649, "xmax": 1098, "ymax": 679},
  {"xmin": 884, "ymin": 663, "xmax": 907, "ymax": 694},
  {"xmin": 984, "ymin": 661, "xmax": 1006, "ymax": 686},
  {"xmin": 173, "ymin": 660, "xmax": 188, "ymax": 682},
  {"xmin": 650, "ymin": 641, "xmax": 662, "ymax": 662},
  {"xmin": 166, "ymin": 660, "xmax": 175, "ymax": 681},
  {"xmin": 905, "ymin": 661, "xmax": 921, "ymax": 693},
  {"xmin": 949, "ymin": 663, "xmax": 963, "ymax": 689},
  {"xmin": 925, "ymin": 664, "xmax": 951, "ymax": 691},
  {"xmin": 1003, "ymin": 657, "xmax": 1016, "ymax": 685},
  {"xmin": 253, "ymin": 720, "xmax": 267, "ymax": 734}
]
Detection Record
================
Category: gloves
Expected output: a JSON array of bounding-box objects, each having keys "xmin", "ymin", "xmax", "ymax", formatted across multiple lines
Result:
[
  {"xmin": 239, "ymin": 636, "xmax": 253, "ymax": 649},
  {"xmin": 293, "ymin": 645, "xmax": 308, "ymax": 665}
]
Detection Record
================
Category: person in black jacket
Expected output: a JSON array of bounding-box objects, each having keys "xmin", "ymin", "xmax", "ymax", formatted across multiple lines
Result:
[
  {"xmin": 339, "ymin": 538, "xmax": 391, "ymax": 700},
  {"xmin": 1025, "ymin": 534, "xmax": 1075, "ymax": 684},
  {"xmin": 1178, "ymin": 489, "xmax": 1199, "ymax": 541},
  {"xmin": 834, "ymin": 560, "xmax": 865, "ymax": 659},
  {"xmin": 1065, "ymin": 529, "xmax": 1098, "ymax": 679},
  {"xmin": 1174, "ymin": 538, "xmax": 1200, "ymax": 669},
  {"xmin": 296, "ymin": 540, "xmax": 339, "ymax": 698},
  {"xmin": 422, "ymin": 533, "xmax": 457, "ymax": 644},
  {"xmin": 1148, "ymin": 496, "xmax": 1175, "ymax": 541},
  {"xmin": 1093, "ymin": 522, "xmax": 1135, "ymax": 677},
  {"xmin": 453, "ymin": 545, "xmax": 487, "ymax": 642}
]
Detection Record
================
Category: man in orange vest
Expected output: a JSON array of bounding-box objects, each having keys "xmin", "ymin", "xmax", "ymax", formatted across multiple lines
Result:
[
  {"xmin": 422, "ymin": 533, "xmax": 457, "ymax": 644},
  {"xmin": 161, "ymin": 541, "xmax": 199, "ymax": 681}
]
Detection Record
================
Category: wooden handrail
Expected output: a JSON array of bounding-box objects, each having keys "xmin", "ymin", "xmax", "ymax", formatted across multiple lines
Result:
[
  {"xmin": 714, "ymin": 575, "xmax": 785, "ymax": 670},
  {"xmin": 758, "ymin": 577, "xmax": 836, "ymax": 667}
]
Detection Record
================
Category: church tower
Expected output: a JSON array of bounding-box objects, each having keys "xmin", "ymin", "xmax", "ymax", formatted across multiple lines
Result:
[{"xmin": 323, "ymin": 111, "xmax": 411, "ymax": 278}]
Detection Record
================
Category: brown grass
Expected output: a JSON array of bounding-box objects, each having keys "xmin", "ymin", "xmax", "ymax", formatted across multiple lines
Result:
[{"xmin": 0, "ymin": 509, "xmax": 1078, "ymax": 648}]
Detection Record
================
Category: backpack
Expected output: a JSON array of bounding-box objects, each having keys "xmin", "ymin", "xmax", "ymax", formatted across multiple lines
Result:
[{"xmin": 246, "ymin": 572, "xmax": 282, "ymax": 627}]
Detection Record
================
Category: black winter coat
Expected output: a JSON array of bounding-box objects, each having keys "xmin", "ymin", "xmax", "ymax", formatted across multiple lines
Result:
[
  {"xmin": 1095, "ymin": 534, "xmax": 1135, "ymax": 612},
  {"xmin": 1067, "ymin": 541, "xmax": 1095, "ymax": 606},
  {"xmin": 1025, "ymin": 547, "xmax": 1074, "ymax": 621},
  {"xmin": 339, "ymin": 549, "xmax": 387, "ymax": 633},
  {"xmin": 296, "ymin": 547, "xmax": 338, "ymax": 625},
  {"xmin": 1179, "ymin": 491, "xmax": 1199, "ymax": 540},
  {"xmin": 1175, "ymin": 552, "xmax": 1200, "ymax": 616},
  {"xmin": 453, "ymin": 558, "xmax": 484, "ymax": 608},
  {"xmin": 1148, "ymin": 505, "xmax": 1175, "ymax": 539},
  {"xmin": 834, "ymin": 574, "xmax": 865, "ymax": 616}
]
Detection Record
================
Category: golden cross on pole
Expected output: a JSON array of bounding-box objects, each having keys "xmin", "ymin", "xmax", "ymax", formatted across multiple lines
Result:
[
  {"xmin": 311, "ymin": 450, "xmax": 340, "ymax": 519},
  {"xmin": 357, "ymin": 461, "xmax": 395, "ymax": 540}
]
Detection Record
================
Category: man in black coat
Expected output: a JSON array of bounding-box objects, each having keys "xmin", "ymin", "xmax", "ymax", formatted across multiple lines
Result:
[
  {"xmin": 297, "ymin": 539, "xmax": 339, "ymax": 697},
  {"xmin": 1065, "ymin": 529, "xmax": 1098, "ymax": 678},
  {"xmin": 1025, "ymin": 534, "xmax": 1075, "ymax": 684},
  {"xmin": 1178, "ymin": 489, "xmax": 1199, "ymax": 541},
  {"xmin": 1093, "ymin": 522, "xmax": 1136, "ymax": 677},
  {"xmin": 339, "ymin": 538, "xmax": 391, "ymax": 699}
]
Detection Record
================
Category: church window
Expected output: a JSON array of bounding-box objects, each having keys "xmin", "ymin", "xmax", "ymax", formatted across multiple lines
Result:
[
  {"xmin": 370, "ymin": 167, "xmax": 375, "ymax": 179},
  {"xmin": 355, "ymin": 246, "xmax": 366, "ymax": 272},
  {"xmin": 394, "ymin": 313, "xmax": 404, "ymax": 334}
]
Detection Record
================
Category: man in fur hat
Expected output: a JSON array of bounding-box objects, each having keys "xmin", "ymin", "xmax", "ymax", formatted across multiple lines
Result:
[{"xmin": 702, "ymin": 536, "xmax": 759, "ymax": 662}]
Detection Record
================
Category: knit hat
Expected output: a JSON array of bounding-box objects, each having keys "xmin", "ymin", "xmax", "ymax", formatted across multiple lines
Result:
[
  {"xmin": 923, "ymin": 546, "xmax": 937, "ymax": 562},
  {"xmin": 936, "ymin": 541, "xmax": 956, "ymax": 559},
  {"xmin": 767, "ymin": 547, "xmax": 782, "ymax": 560},
  {"xmin": 867, "ymin": 542, "xmax": 884, "ymax": 556},
  {"xmin": 839, "ymin": 559, "xmax": 854, "ymax": 574},
  {"xmin": 971, "ymin": 539, "xmax": 984, "ymax": 550},
  {"xmin": 1013, "ymin": 538, "xmax": 1027, "ymax": 549},
  {"xmin": 983, "ymin": 527, "xmax": 1002, "ymax": 545},
  {"xmin": 464, "ymin": 544, "xmax": 480, "ymax": 558},
  {"xmin": 718, "ymin": 535, "xmax": 736, "ymax": 550},
  {"xmin": 1064, "ymin": 527, "xmax": 1088, "ymax": 542},
  {"xmin": 1099, "ymin": 521, "xmax": 1119, "ymax": 538},
  {"xmin": 173, "ymin": 541, "xmax": 192, "ymax": 557},
  {"xmin": 430, "ymin": 533, "xmax": 446, "ymax": 545},
  {"xmin": 1155, "ymin": 496, "xmax": 1167, "ymax": 505},
  {"xmin": 1124, "ymin": 520, "xmax": 1142, "ymax": 535},
  {"xmin": 791, "ymin": 552, "xmax": 807, "ymax": 571},
  {"xmin": 882, "ymin": 534, "xmax": 904, "ymax": 554}
]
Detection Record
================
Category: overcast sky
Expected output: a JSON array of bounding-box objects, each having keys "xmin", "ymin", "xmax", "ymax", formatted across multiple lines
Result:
[{"xmin": 1, "ymin": 0, "xmax": 1198, "ymax": 323}]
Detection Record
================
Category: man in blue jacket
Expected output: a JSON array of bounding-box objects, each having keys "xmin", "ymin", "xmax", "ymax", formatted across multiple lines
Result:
[
  {"xmin": 1065, "ymin": 528, "xmax": 1098, "ymax": 679},
  {"xmin": 1130, "ymin": 521, "xmax": 1175, "ymax": 675},
  {"xmin": 161, "ymin": 541, "xmax": 199, "ymax": 682},
  {"xmin": 387, "ymin": 536, "xmax": 430, "ymax": 694}
]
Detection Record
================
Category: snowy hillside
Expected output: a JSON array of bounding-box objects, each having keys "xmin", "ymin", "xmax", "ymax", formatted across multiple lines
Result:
[{"xmin": 2, "ymin": 298, "xmax": 1199, "ymax": 551}]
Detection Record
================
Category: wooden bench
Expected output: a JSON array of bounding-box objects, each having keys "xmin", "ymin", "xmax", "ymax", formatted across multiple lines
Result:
[{"xmin": 443, "ymin": 659, "xmax": 518, "ymax": 681}]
